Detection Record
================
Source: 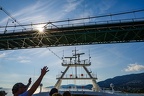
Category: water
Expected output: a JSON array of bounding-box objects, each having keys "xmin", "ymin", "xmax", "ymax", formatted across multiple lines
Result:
[{"xmin": 1, "ymin": 88, "xmax": 144, "ymax": 96}]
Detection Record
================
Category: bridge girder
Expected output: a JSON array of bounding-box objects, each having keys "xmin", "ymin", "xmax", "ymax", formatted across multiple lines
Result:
[{"xmin": 0, "ymin": 20, "xmax": 144, "ymax": 50}]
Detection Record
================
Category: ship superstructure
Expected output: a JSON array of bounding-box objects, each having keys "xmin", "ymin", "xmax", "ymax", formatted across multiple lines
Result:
[{"xmin": 54, "ymin": 49, "xmax": 101, "ymax": 92}]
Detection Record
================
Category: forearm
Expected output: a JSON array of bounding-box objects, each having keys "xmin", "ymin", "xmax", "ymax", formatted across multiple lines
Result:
[
  {"xmin": 26, "ymin": 78, "xmax": 32, "ymax": 90},
  {"xmin": 27, "ymin": 66, "xmax": 48, "ymax": 96},
  {"xmin": 26, "ymin": 82, "xmax": 31, "ymax": 90},
  {"xmin": 28, "ymin": 75, "xmax": 44, "ymax": 95}
]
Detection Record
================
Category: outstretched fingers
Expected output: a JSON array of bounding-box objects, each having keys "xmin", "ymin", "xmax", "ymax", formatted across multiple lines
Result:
[{"xmin": 41, "ymin": 66, "xmax": 49, "ymax": 76}]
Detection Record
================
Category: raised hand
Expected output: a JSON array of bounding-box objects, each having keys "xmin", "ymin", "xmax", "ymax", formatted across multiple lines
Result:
[
  {"xmin": 28, "ymin": 78, "xmax": 32, "ymax": 84},
  {"xmin": 41, "ymin": 66, "xmax": 49, "ymax": 76}
]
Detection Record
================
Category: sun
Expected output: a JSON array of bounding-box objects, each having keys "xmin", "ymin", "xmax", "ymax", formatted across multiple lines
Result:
[
  {"xmin": 37, "ymin": 27, "xmax": 44, "ymax": 33},
  {"xmin": 35, "ymin": 24, "xmax": 45, "ymax": 33}
]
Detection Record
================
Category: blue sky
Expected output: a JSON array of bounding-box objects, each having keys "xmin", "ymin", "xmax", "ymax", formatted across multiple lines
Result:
[{"xmin": 0, "ymin": 0, "xmax": 144, "ymax": 89}]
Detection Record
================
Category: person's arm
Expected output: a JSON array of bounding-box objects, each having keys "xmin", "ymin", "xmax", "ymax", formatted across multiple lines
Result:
[
  {"xmin": 25, "ymin": 78, "xmax": 32, "ymax": 90},
  {"xmin": 28, "ymin": 66, "xmax": 49, "ymax": 96}
]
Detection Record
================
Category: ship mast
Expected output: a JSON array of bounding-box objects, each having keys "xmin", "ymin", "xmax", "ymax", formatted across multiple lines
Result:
[{"xmin": 54, "ymin": 49, "xmax": 101, "ymax": 92}]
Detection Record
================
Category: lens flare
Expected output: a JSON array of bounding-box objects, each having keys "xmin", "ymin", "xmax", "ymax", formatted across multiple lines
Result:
[{"xmin": 35, "ymin": 24, "xmax": 45, "ymax": 33}]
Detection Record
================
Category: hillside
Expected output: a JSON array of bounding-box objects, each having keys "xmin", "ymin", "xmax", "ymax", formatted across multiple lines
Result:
[
  {"xmin": 47, "ymin": 73, "xmax": 144, "ymax": 93},
  {"xmin": 98, "ymin": 72, "xmax": 144, "ymax": 93}
]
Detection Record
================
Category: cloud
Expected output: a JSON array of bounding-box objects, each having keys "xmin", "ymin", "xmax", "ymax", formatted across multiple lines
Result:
[
  {"xmin": 12, "ymin": 1, "xmax": 49, "ymax": 23},
  {"xmin": 124, "ymin": 63, "xmax": 144, "ymax": 72},
  {"xmin": 6, "ymin": 55, "xmax": 31, "ymax": 63},
  {"xmin": 97, "ymin": 0, "xmax": 116, "ymax": 14},
  {"xmin": 20, "ymin": 60, "xmax": 30, "ymax": 63},
  {"xmin": 1, "ymin": 0, "xmax": 85, "ymax": 32},
  {"xmin": 0, "ymin": 1, "xmax": 50, "ymax": 33},
  {"xmin": 17, "ymin": 56, "xmax": 31, "ymax": 63},
  {"xmin": 0, "ymin": 53, "xmax": 6, "ymax": 58},
  {"xmin": 0, "ymin": 51, "xmax": 14, "ymax": 58},
  {"xmin": 64, "ymin": 0, "xmax": 83, "ymax": 12},
  {"xmin": 1, "ymin": 1, "xmax": 55, "ymax": 24}
]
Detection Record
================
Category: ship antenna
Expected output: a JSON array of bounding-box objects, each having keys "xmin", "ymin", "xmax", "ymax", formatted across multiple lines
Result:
[
  {"xmin": 89, "ymin": 49, "xmax": 91, "ymax": 62},
  {"xmin": 72, "ymin": 47, "xmax": 78, "ymax": 78},
  {"xmin": 62, "ymin": 50, "xmax": 64, "ymax": 60}
]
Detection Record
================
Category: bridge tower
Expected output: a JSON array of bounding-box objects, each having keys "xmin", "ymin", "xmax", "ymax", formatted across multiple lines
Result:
[{"xmin": 54, "ymin": 49, "xmax": 101, "ymax": 92}]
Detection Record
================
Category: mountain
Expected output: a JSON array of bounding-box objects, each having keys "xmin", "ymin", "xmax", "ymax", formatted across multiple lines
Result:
[
  {"xmin": 46, "ymin": 72, "xmax": 144, "ymax": 93},
  {"xmin": 98, "ymin": 72, "xmax": 144, "ymax": 93}
]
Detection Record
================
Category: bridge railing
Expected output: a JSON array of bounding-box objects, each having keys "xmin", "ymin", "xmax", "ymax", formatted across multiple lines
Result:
[{"xmin": 1, "ymin": 17, "xmax": 144, "ymax": 34}]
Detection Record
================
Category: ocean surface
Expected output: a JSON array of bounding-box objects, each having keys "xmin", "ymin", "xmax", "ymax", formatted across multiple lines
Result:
[{"xmin": 1, "ymin": 88, "xmax": 144, "ymax": 96}]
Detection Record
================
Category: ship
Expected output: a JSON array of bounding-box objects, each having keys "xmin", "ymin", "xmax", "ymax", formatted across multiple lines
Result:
[{"xmin": 34, "ymin": 49, "xmax": 120, "ymax": 96}]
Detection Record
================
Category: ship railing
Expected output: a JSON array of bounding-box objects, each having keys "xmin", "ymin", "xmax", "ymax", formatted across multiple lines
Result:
[
  {"xmin": 62, "ymin": 60, "xmax": 91, "ymax": 65},
  {"xmin": 56, "ymin": 74, "xmax": 97, "ymax": 79}
]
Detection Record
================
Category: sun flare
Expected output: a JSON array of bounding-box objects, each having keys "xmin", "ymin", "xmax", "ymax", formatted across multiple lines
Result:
[
  {"xmin": 35, "ymin": 24, "xmax": 45, "ymax": 33},
  {"xmin": 37, "ymin": 27, "xmax": 44, "ymax": 33}
]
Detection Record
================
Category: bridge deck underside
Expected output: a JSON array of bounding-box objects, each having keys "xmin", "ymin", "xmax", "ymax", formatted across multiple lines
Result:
[{"xmin": 0, "ymin": 20, "xmax": 144, "ymax": 50}]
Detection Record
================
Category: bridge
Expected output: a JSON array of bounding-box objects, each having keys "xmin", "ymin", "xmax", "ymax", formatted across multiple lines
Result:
[{"xmin": 0, "ymin": 9, "xmax": 144, "ymax": 50}]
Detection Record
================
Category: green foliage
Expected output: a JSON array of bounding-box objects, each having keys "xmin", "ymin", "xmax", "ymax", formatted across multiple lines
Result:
[{"xmin": 98, "ymin": 73, "xmax": 144, "ymax": 93}]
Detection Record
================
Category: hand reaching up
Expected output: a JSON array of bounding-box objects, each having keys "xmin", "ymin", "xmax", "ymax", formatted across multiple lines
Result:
[
  {"xmin": 41, "ymin": 66, "xmax": 49, "ymax": 76},
  {"xmin": 28, "ymin": 78, "xmax": 32, "ymax": 84}
]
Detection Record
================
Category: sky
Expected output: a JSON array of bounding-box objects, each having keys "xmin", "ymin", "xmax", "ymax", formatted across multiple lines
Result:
[{"xmin": 0, "ymin": 0, "xmax": 144, "ymax": 89}]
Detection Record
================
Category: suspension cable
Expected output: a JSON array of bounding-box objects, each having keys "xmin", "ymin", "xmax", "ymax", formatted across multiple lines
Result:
[
  {"xmin": 1, "ymin": 8, "xmax": 144, "ymax": 28},
  {"xmin": 47, "ymin": 47, "xmax": 63, "ymax": 60},
  {"xmin": 0, "ymin": 6, "xmax": 26, "ymax": 30}
]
